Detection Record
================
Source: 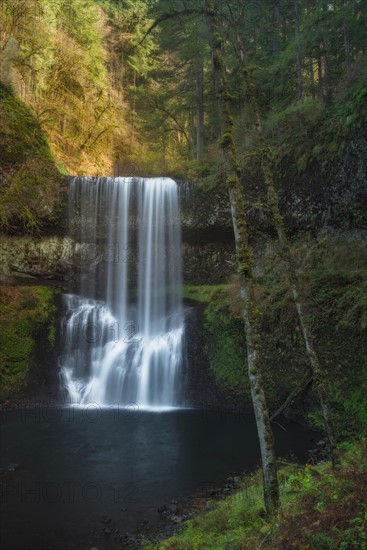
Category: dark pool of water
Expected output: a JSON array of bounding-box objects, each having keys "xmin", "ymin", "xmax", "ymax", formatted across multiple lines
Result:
[{"xmin": 0, "ymin": 406, "xmax": 318, "ymax": 549}]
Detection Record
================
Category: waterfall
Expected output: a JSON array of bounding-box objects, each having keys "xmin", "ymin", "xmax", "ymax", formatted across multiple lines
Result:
[{"xmin": 60, "ymin": 177, "xmax": 184, "ymax": 408}]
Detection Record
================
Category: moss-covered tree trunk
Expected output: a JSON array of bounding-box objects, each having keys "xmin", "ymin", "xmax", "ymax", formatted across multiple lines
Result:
[
  {"xmin": 195, "ymin": 51, "xmax": 205, "ymax": 162},
  {"xmin": 242, "ymin": 66, "xmax": 337, "ymax": 462},
  {"xmin": 205, "ymin": 0, "xmax": 279, "ymax": 516}
]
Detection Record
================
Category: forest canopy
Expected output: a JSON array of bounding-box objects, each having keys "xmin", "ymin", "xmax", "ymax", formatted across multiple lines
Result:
[{"xmin": 0, "ymin": 0, "xmax": 365, "ymax": 176}]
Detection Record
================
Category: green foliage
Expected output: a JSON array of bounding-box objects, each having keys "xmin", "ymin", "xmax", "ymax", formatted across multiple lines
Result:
[
  {"xmin": 144, "ymin": 470, "xmax": 265, "ymax": 549},
  {"xmin": 184, "ymin": 285, "xmax": 249, "ymax": 398},
  {"xmin": 182, "ymin": 285, "xmax": 229, "ymax": 304},
  {"xmin": 0, "ymin": 285, "xmax": 59, "ymax": 401},
  {"xmin": 0, "ymin": 84, "xmax": 53, "ymax": 163},
  {"xmin": 338, "ymin": 503, "xmax": 367, "ymax": 550},
  {"xmin": 2, "ymin": 0, "xmax": 365, "ymax": 176},
  {"xmin": 0, "ymin": 0, "xmax": 129, "ymax": 174},
  {"xmin": 146, "ymin": 441, "xmax": 367, "ymax": 550},
  {"xmin": 0, "ymin": 84, "xmax": 61, "ymax": 233},
  {"xmin": 184, "ymin": 238, "xmax": 367, "ymax": 435},
  {"xmin": 299, "ymin": 243, "xmax": 367, "ymax": 435}
]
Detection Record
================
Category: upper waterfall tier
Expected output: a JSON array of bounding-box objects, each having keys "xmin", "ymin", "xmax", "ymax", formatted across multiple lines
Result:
[{"xmin": 61, "ymin": 177, "xmax": 185, "ymax": 408}]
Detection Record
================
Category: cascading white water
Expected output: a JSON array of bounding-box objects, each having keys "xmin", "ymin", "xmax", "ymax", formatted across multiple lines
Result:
[{"xmin": 60, "ymin": 177, "xmax": 184, "ymax": 408}]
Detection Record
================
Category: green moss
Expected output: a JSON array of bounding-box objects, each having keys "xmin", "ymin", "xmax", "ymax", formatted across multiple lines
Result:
[
  {"xmin": 260, "ymin": 238, "xmax": 367, "ymax": 435},
  {"xmin": 183, "ymin": 285, "xmax": 229, "ymax": 304},
  {"xmin": 0, "ymin": 83, "xmax": 61, "ymax": 233},
  {"xmin": 219, "ymin": 125, "xmax": 235, "ymax": 150},
  {"xmin": 144, "ymin": 440, "xmax": 367, "ymax": 550},
  {"xmin": 184, "ymin": 285, "xmax": 249, "ymax": 398},
  {"xmin": 0, "ymin": 285, "xmax": 60, "ymax": 401},
  {"xmin": 183, "ymin": 238, "xmax": 367, "ymax": 435},
  {"xmin": 0, "ymin": 84, "xmax": 53, "ymax": 163}
]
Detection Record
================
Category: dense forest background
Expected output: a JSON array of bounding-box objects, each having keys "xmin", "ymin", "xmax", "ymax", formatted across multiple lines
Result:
[
  {"xmin": 1, "ymin": 0, "xmax": 366, "ymax": 172},
  {"xmin": 1, "ymin": 1, "xmax": 367, "ymax": 547},
  {"xmin": 1, "ymin": 0, "xmax": 366, "ymax": 425},
  {"xmin": 1, "ymin": 0, "xmax": 366, "ymax": 430},
  {"xmin": 1, "ymin": 0, "xmax": 366, "ymax": 231}
]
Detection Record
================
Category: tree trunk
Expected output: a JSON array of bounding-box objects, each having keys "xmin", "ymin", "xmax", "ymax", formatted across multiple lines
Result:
[
  {"xmin": 294, "ymin": 2, "xmax": 303, "ymax": 100},
  {"xmin": 205, "ymin": 0, "xmax": 279, "ymax": 516},
  {"xmin": 189, "ymin": 108, "xmax": 196, "ymax": 159},
  {"xmin": 342, "ymin": 0, "xmax": 351, "ymax": 75},
  {"xmin": 131, "ymin": 70, "xmax": 136, "ymax": 145},
  {"xmin": 195, "ymin": 51, "xmax": 205, "ymax": 162},
  {"xmin": 242, "ymin": 67, "xmax": 337, "ymax": 464},
  {"xmin": 272, "ymin": 0, "xmax": 280, "ymax": 55},
  {"xmin": 322, "ymin": 34, "xmax": 332, "ymax": 100},
  {"xmin": 310, "ymin": 57, "xmax": 315, "ymax": 99},
  {"xmin": 317, "ymin": 47, "xmax": 324, "ymax": 105}
]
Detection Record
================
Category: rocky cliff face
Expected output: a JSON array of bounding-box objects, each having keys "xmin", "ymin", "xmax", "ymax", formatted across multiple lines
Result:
[
  {"xmin": 0, "ymin": 179, "xmax": 233, "ymax": 285},
  {"xmin": 1, "ymin": 137, "xmax": 366, "ymax": 287},
  {"xmin": 0, "ymin": 236, "xmax": 73, "ymax": 281}
]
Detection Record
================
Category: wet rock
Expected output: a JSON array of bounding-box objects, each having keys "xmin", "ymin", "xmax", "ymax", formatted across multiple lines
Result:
[
  {"xmin": 233, "ymin": 476, "xmax": 241, "ymax": 488},
  {"xmin": 168, "ymin": 504, "xmax": 178, "ymax": 514},
  {"xmin": 103, "ymin": 528, "xmax": 112, "ymax": 536},
  {"xmin": 102, "ymin": 517, "xmax": 111, "ymax": 524}
]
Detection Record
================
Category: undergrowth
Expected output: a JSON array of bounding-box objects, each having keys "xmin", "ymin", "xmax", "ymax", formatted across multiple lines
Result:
[
  {"xmin": 183, "ymin": 236, "xmax": 367, "ymax": 435},
  {"xmin": 144, "ymin": 439, "xmax": 367, "ymax": 550},
  {"xmin": 0, "ymin": 285, "xmax": 59, "ymax": 400}
]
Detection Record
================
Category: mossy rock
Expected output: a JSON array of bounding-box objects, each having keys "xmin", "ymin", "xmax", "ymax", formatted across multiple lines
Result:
[
  {"xmin": 0, "ymin": 285, "xmax": 60, "ymax": 401},
  {"xmin": 0, "ymin": 83, "xmax": 63, "ymax": 233}
]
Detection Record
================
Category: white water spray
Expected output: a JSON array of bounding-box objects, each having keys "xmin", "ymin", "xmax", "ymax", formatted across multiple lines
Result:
[{"xmin": 61, "ymin": 177, "xmax": 184, "ymax": 408}]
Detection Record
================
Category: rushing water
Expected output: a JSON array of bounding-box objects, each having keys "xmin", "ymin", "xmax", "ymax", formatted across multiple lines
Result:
[{"xmin": 60, "ymin": 177, "xmax": 184, "ymax": 408}]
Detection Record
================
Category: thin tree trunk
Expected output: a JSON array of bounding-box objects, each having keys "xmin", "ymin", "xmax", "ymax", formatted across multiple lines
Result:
[
  {"xmin": 271, "ymin": 371, "xmax": 313, "ymax": 421},
  {"xmin": 342, "ymin": 0, "xmax": 350, "ymax": 75},
  {"xmin": 322, "ymin": 34, "xmax": 332, "ymax": 100},
  {"xmin": 343, "ymin": 22, "xmax": 350, "ymax": 75},
  {"xmin": 272, "ymin": 0, "xmax": 280, "ymax": 55},
  {"xmin": 241, "ymin": 66, "xmax": 337, "ymax": 464},
  {"xmin": 195, "ymin": 51, "xmax": 205, "ymax": 162},
  {"xmin": 294, "ymin": 2, "xmax": 303, "ymax": 100},
  {"xmin": 205, "ymin": 0, "xmax": 279, "ymax": 516},
  {"xmin": 310, "ymin": 57, "xmax": 315, "ymax": 99},
  {"xmin": 189, "ymin": 108, "xmax": 196, "ymax": 159},
  {"xmin": 317, "ymin": 47, "xmax": 324, "ymax": 105},
  {"xmin": 132, "ymin": 70, "xmax": 136, "ymax": 145}
]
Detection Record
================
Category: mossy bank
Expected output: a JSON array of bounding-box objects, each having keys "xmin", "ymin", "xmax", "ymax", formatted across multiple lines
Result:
[
  {"xmin": 0, "ymin": 285, "xmax": 61, "ymax": 402},
  {"xmin": 0, "ymin": 83, "xmax": 65, "ymax": 235},
  {"xmin": 183, "ymin": 235, "xmax": 367, "ymax": 437},
  {"xmin": 144, "ymin": 439, "xmax": 367, "ymax": 550}
]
